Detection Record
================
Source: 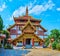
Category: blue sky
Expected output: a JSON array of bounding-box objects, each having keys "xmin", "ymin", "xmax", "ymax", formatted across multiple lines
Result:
[{"xmin": 0, "ymin": 0, "xmax": 60, "ymax": 34}]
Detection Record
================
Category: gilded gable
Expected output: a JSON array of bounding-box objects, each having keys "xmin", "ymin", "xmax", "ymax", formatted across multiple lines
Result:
[
  {"xmin": 23, "ymin": 24, "xmax": 35, "ymax": 33},
  {"xmin": 22, "ymin": 20, "xmax": 36, "ymax": 33}
]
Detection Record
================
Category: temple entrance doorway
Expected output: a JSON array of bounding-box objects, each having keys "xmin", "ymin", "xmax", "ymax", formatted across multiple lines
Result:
[{"xmin": 26, "ymin": 38, "xmax": 31, "ymax": 45}]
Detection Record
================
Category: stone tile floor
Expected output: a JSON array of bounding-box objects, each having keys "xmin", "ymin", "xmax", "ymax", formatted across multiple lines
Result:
[{"xmin": 26, "ymin": 48, "xmax": 60, "ymax": 56}]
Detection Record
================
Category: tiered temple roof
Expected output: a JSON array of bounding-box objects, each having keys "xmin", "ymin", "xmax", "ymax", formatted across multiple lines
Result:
[
  {"xmin": 7, "ymin": 7, "xmax": 47, "ymax": 47},
  {"xmin": 8, "ymin": 7, "xmax": 47, "ymax": 32}
]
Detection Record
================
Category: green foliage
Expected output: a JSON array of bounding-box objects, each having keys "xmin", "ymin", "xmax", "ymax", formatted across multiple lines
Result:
[
  {"xmin": 51, "ymin": 29, "xmax": 60, "ymax": 35},
  {"xmin": 56, "ymin": 43, "xmax": 60, "ymax": 50},
  {"xmin": 0, "ymin": 43, "xmax": 2, "ymax": 48},
  {"xmin": 52, "ymin": 41, "xmax": 57, "ymax": 49},
  {"xmin": 45, "ymin": 39, "xmax": 49, "ymax": 47},
  {"xmin": 2, "ymin": 30, "xmax": 10, "ymax": 45},
  {"xmin": 44, "ymin": 37, "xmax": 50, "ymax": 47},
  {"xmin": 45, "ymin": 29, "xmax": 60, "ymax": 48},
  {"xmin": 0, "ymin": 16, "xmax": 4, "ymax": 31},
  {"xmin": 4, "ymin": 44, "xmax": 13, "ymax": 49},
  {"xmin": 2, "ymin": 30, "xmax": 10, "ymax": 39},
  {"xmin": 50, "ymin": 29, "xmax": 60, "ymax": 42},
  {"xmin": 0, "ymin": 16, "xmax": 10, "ymax": 48}
]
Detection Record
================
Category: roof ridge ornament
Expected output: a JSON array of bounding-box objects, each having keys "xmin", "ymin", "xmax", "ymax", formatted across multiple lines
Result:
[{"xmin": 26, "ymin": 6, "xmax": 28, "ymax": 16}]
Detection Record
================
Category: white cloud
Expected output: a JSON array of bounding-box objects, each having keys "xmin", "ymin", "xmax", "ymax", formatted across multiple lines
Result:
[
  {"xmin": 0, "ymin": 2, "xmax": 7, "ymax": 12},
  {"xmin": 10, "ymin": 6, "xmax": 26, "ymax": 20},
  {"xmin": 57, "ymin": 8, "xmax": 60, "ymax": 11},
  {"xmin": 29, "ymin": 0, "xmax": 55, "ymax": 14},
  {"xmin": 13, "ymin": 6, "xmax": 26, "ymax": 17},
  {"xmin": 10, "ymin": 0, "xmax": 55, "ymax": 20},
  {"xmin": 29, "ymin": 5, "xmax": 44, "ymax": 14}
]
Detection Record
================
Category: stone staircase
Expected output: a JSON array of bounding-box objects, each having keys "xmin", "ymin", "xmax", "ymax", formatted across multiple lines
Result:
[{"xmin": 25, "ymin": 45, "xmax": 32, "ymax": 49}]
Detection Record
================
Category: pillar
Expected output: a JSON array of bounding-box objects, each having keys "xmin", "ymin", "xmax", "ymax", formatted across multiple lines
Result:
[
  {"xmin": 24, "ymin": 39, "xmax": 26, "ymax": 46},
  {"xmin": 32, "ymin": 38, "xmax": 34, "ymax": 46},
  {"xmin": 13, "ymin": 42, "xmax": 17, "ymax": 46},
  {"xmin": 23, "ymin": 39, "xmax": 25, "ymax": 46},
  {"xmin": 39, "ymin": 41, "xmax": 40, "ymax": 46},
  {"xmin": 16, "ymin": 26, "xmax": 18, "ymax": 37}
]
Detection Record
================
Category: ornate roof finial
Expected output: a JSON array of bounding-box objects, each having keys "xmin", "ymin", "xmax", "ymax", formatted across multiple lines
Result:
[{"xmin": 26, "ymin": 6, "xmax": 28, "ymax": 16}]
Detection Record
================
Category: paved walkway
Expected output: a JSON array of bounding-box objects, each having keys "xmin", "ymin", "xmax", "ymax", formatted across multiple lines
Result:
[{"xmin": 25, "ymin": 48, "xmax": 60, "ymax": 56}]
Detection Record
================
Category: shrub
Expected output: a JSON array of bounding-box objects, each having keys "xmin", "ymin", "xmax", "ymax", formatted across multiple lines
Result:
[
  {"xmin": 4, "ymin": 44, "xmax": 13, "ymax": 49},
  {"xmin": 56, "ymin": 43, "xmax": 60, "ymax": 51},
  {"xmin": 45, "ymin": 41, "xmax": 49, "ymax": 47},
  {"xmin": 0, "ymin": 43, "xmax": 2, "ymax": 48},
  {"xmin": 52, "ymin": 41, "xmax": 57, "ymax": 49},
  {"xmin": 4, "ymin": 44, "xmax": 7, "ymax": 49}
]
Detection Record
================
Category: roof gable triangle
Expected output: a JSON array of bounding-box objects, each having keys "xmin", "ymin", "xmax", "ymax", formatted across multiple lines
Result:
[{"xmin": 22, "ymin": 19, "xmax": 36, "ymax": 31}]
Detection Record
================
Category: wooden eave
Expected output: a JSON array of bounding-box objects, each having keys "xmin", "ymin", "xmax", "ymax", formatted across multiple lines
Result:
[
  {"xmin": 39, "ymin": 25, "xmax": 47, "ymax": 32},
  {"xmin": 30, "ymin": 16, "xmax": 41, "ymax": 22},
  {"xmin": 34, "ymin": 34, "xmax": 43, "ymax": 42},
  {"xmin": 12, "ymin": 33, "xmax": 43, "ymax": 42},
  {"xmin": 12, "ymin": 33, "xmax": 24, "ymax": 42},
  {"xmin": 15, "ymin": 23, "xmax": 47, "ymax": 32},
  {"xmin": 7, "ymin": 24, "xmax": 16, "ymax": 30},
  {"xmin": 16, "ymin": 23, "xmax": 40, "ymax": 26},
  {"xmin": 14, "ymin": 16, "xmax": 41, "ymax": 22}
]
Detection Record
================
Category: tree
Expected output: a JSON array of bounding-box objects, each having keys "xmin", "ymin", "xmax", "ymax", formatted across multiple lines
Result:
[
  {"xmin": 50, "ymin": 29, "xmax": 60, "ymax": 42},
  {"xmin": 0, "ymin": 16, "xmax": 4, "ymax": 31},
  {"xmin": 0, "ymin": 15, "xmax": 4, "ymax": 47},
  {"xmin": 2, "ymin": 30, "xmax": 10, "ymax": 45},
  {"xmin": 45, "ymin": 29, "xmax": 60, "ymax": 47},
  {"xmin": 0, "ymin": 16, "xmax": 10, "ymax": 46}
]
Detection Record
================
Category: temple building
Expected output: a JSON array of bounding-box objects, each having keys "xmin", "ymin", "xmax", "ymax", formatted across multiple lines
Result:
[{"xmin": 7, "ymin": 7, "xmax": 47, "ymax": 47}]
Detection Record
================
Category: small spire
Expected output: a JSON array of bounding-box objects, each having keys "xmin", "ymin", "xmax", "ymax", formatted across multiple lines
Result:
[{"xmin": 26, "ymin": 6, "xmax": 28, "ymax": 16}]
